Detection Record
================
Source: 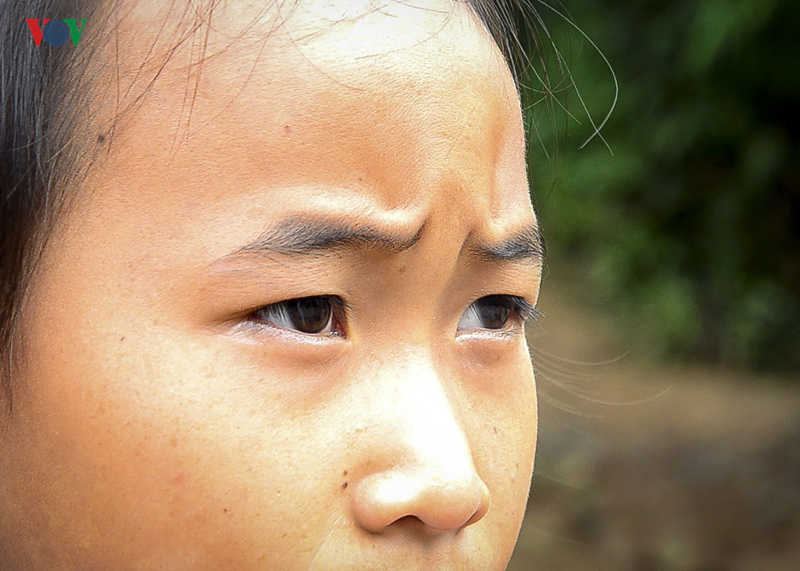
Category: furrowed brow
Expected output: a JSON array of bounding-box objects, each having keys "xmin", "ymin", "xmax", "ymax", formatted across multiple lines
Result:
[
  {"xmin": 229, "ymin": 216, "xmax": 424, "ymax": 258},
  {"xmin": 468, "ymin": 224, "xmax": 545, "ymax": 265}
]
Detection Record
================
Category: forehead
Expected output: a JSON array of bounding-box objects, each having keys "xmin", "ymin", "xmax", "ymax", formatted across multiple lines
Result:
[{"xmin": 84, "ymin": 0, "xmax": 532, "ymax": 248}]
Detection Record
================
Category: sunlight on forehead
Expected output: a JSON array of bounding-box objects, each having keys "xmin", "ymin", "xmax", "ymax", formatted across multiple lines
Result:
[
  {"xmin": 296, "ymin": 0, "xmax": 453, "ymax": 21},
  {"xmin": 284, "ymin": 0, "xmax": 485, "ymax": 68},
  {"xmin": 110, "ymin": 0, "xmax": 516, "ymax": 148},
  {"xmin": 115, "ymin": 0, "xmax": 514, "ymax": 110}
]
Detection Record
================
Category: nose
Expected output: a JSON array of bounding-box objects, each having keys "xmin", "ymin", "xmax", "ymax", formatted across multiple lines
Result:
[{"xmin": 351, "ymin": 355, "xmax": 491, "ymax": 534}]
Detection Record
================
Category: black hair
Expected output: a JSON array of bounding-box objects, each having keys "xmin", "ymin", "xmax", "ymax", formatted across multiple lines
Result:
[
  {"xmin": 1, "ymin": 0, "xmax": 103, "ymax": 407},
  {"xmin": 0, "ymin": 0, "xmax": 538, "ymax": 407}
]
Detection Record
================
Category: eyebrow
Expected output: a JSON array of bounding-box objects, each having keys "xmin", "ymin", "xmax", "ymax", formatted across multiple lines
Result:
[
  {"xmin": 232, "ymin": 216, "xmax": 424, "ymax": 257},
  {"xmin": 467, "ymin": 224, "xmax": 545, "ymax": 265},
  {"xmin": 223, "ymin": 215, "xmax": 544, "ymax": 266}
]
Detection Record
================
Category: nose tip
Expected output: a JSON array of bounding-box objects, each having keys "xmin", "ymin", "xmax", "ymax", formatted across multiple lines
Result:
[{"xmin": 352, "ymin": 467, "xmax": 491, "ymax": 534}]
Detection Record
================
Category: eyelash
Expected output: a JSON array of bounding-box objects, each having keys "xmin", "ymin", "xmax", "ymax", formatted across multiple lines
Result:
[
  {"xmin": 247, "ymin": 294, "xmax": 538, "ymax": 338},
  {"xmin": 507, "ymin": 296, "xmax": 540, "ymax": 324}
]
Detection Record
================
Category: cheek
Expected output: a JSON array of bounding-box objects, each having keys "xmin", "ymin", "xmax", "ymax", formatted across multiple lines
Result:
[
  {"xmin": 497, "ymin": 372, "xmax": 538, "ymax": 496},
  {"xmin": 2, "ymin": 312, "xmax": 340, "ymax": 569},
  {"xmin": 460, "ymin": 353, "xmax": 538, "ymax": 550}
]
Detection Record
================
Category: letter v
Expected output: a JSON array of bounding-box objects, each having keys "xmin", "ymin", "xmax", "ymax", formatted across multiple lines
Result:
[
  {"xmin": 64, "ymin": 19, "xmax": 87, "ymax": 47},
  {"xmin": 25, "ymin": 19, "xmax": 51, "ymax": 47}
]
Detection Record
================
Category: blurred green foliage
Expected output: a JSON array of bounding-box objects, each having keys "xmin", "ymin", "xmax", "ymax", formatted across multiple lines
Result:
[{"xmin": 523, "ymin": 0, "xmax": 800, "ymax": 371}]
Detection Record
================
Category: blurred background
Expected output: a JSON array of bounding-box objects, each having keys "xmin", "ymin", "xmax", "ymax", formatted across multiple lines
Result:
[{"xmin": 506, "ymin": 0, "xmax": 800, "ymax": 569}]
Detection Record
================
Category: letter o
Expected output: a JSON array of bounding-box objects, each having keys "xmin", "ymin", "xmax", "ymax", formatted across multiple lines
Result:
[{"xmin": 43, "ymin": 20, "xmax": 69, "ymax": 46}]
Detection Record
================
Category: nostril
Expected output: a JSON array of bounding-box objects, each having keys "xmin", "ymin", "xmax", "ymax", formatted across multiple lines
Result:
[{"xmin": 389, "ymin": 515, "xmax": 426, "ymax": 531}]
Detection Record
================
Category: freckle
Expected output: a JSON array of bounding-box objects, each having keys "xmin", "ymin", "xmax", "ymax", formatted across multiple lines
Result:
[
  {"xmin": 120, "ymin": 336, "xmax": 125, "ymax": 342},
  {"xmin": 341, "ymin": 482, "xmax": 348, "ymax": 489},
  {"xmin": 223, "ymin": 507, "xmax": 229, "ymax": 514},
  {"xmin": 170, "ymin": 436, "xmax": 178, "ymax": 447},
  {"xmin": 343, "ymin": 470, "xmax": 348, "ymax": 476},
  {"xmin": 493, "ymin": 426, "xmax": 498, "ymax": 434}
]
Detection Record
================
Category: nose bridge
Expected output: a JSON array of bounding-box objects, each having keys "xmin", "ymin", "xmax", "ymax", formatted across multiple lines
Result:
[
  {"xmin": 394, "ymin": 352, "xmax": 473, "ymax": 476},
  {"xmin": 364, "ymin": 346, "xmax": 468, "ymax": 461},
  {"xmin": 351, "ymin": 348, "xmax": 490, "ymax": 534}
]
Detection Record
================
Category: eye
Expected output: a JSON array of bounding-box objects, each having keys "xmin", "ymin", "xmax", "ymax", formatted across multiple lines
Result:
[
  {"xmin": 251, "ymin": 296, "xmax": 345, "ymax": 336},
  {"xmin": 457, "ymin": 295, "xmax": 536, "ymax": 332}
]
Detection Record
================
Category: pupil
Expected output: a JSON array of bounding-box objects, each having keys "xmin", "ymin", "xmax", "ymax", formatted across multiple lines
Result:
[
  {"xmin": 478, "ymin": 296, "xmax": 512, "ymax": 329},
  {"xmin": 288, "ymin": 297, "xmax": 332, "ymax": 333}
]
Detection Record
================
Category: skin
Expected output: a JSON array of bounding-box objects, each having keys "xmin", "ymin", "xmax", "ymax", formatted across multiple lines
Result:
[{"xmin": 0, "ymin": 1, "xmax": 541, "ymax": 569}]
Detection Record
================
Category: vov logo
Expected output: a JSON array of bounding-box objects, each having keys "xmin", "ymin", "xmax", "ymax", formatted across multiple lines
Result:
[{"xmin": 25, "ymin": 19, "xmax": 87, "ymax": 47}]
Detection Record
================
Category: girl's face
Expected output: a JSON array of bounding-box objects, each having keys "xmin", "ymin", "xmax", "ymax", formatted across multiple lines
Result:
[{"xmin": 0, "ymin": 2, "xmax": 541, "ymax": 570}]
